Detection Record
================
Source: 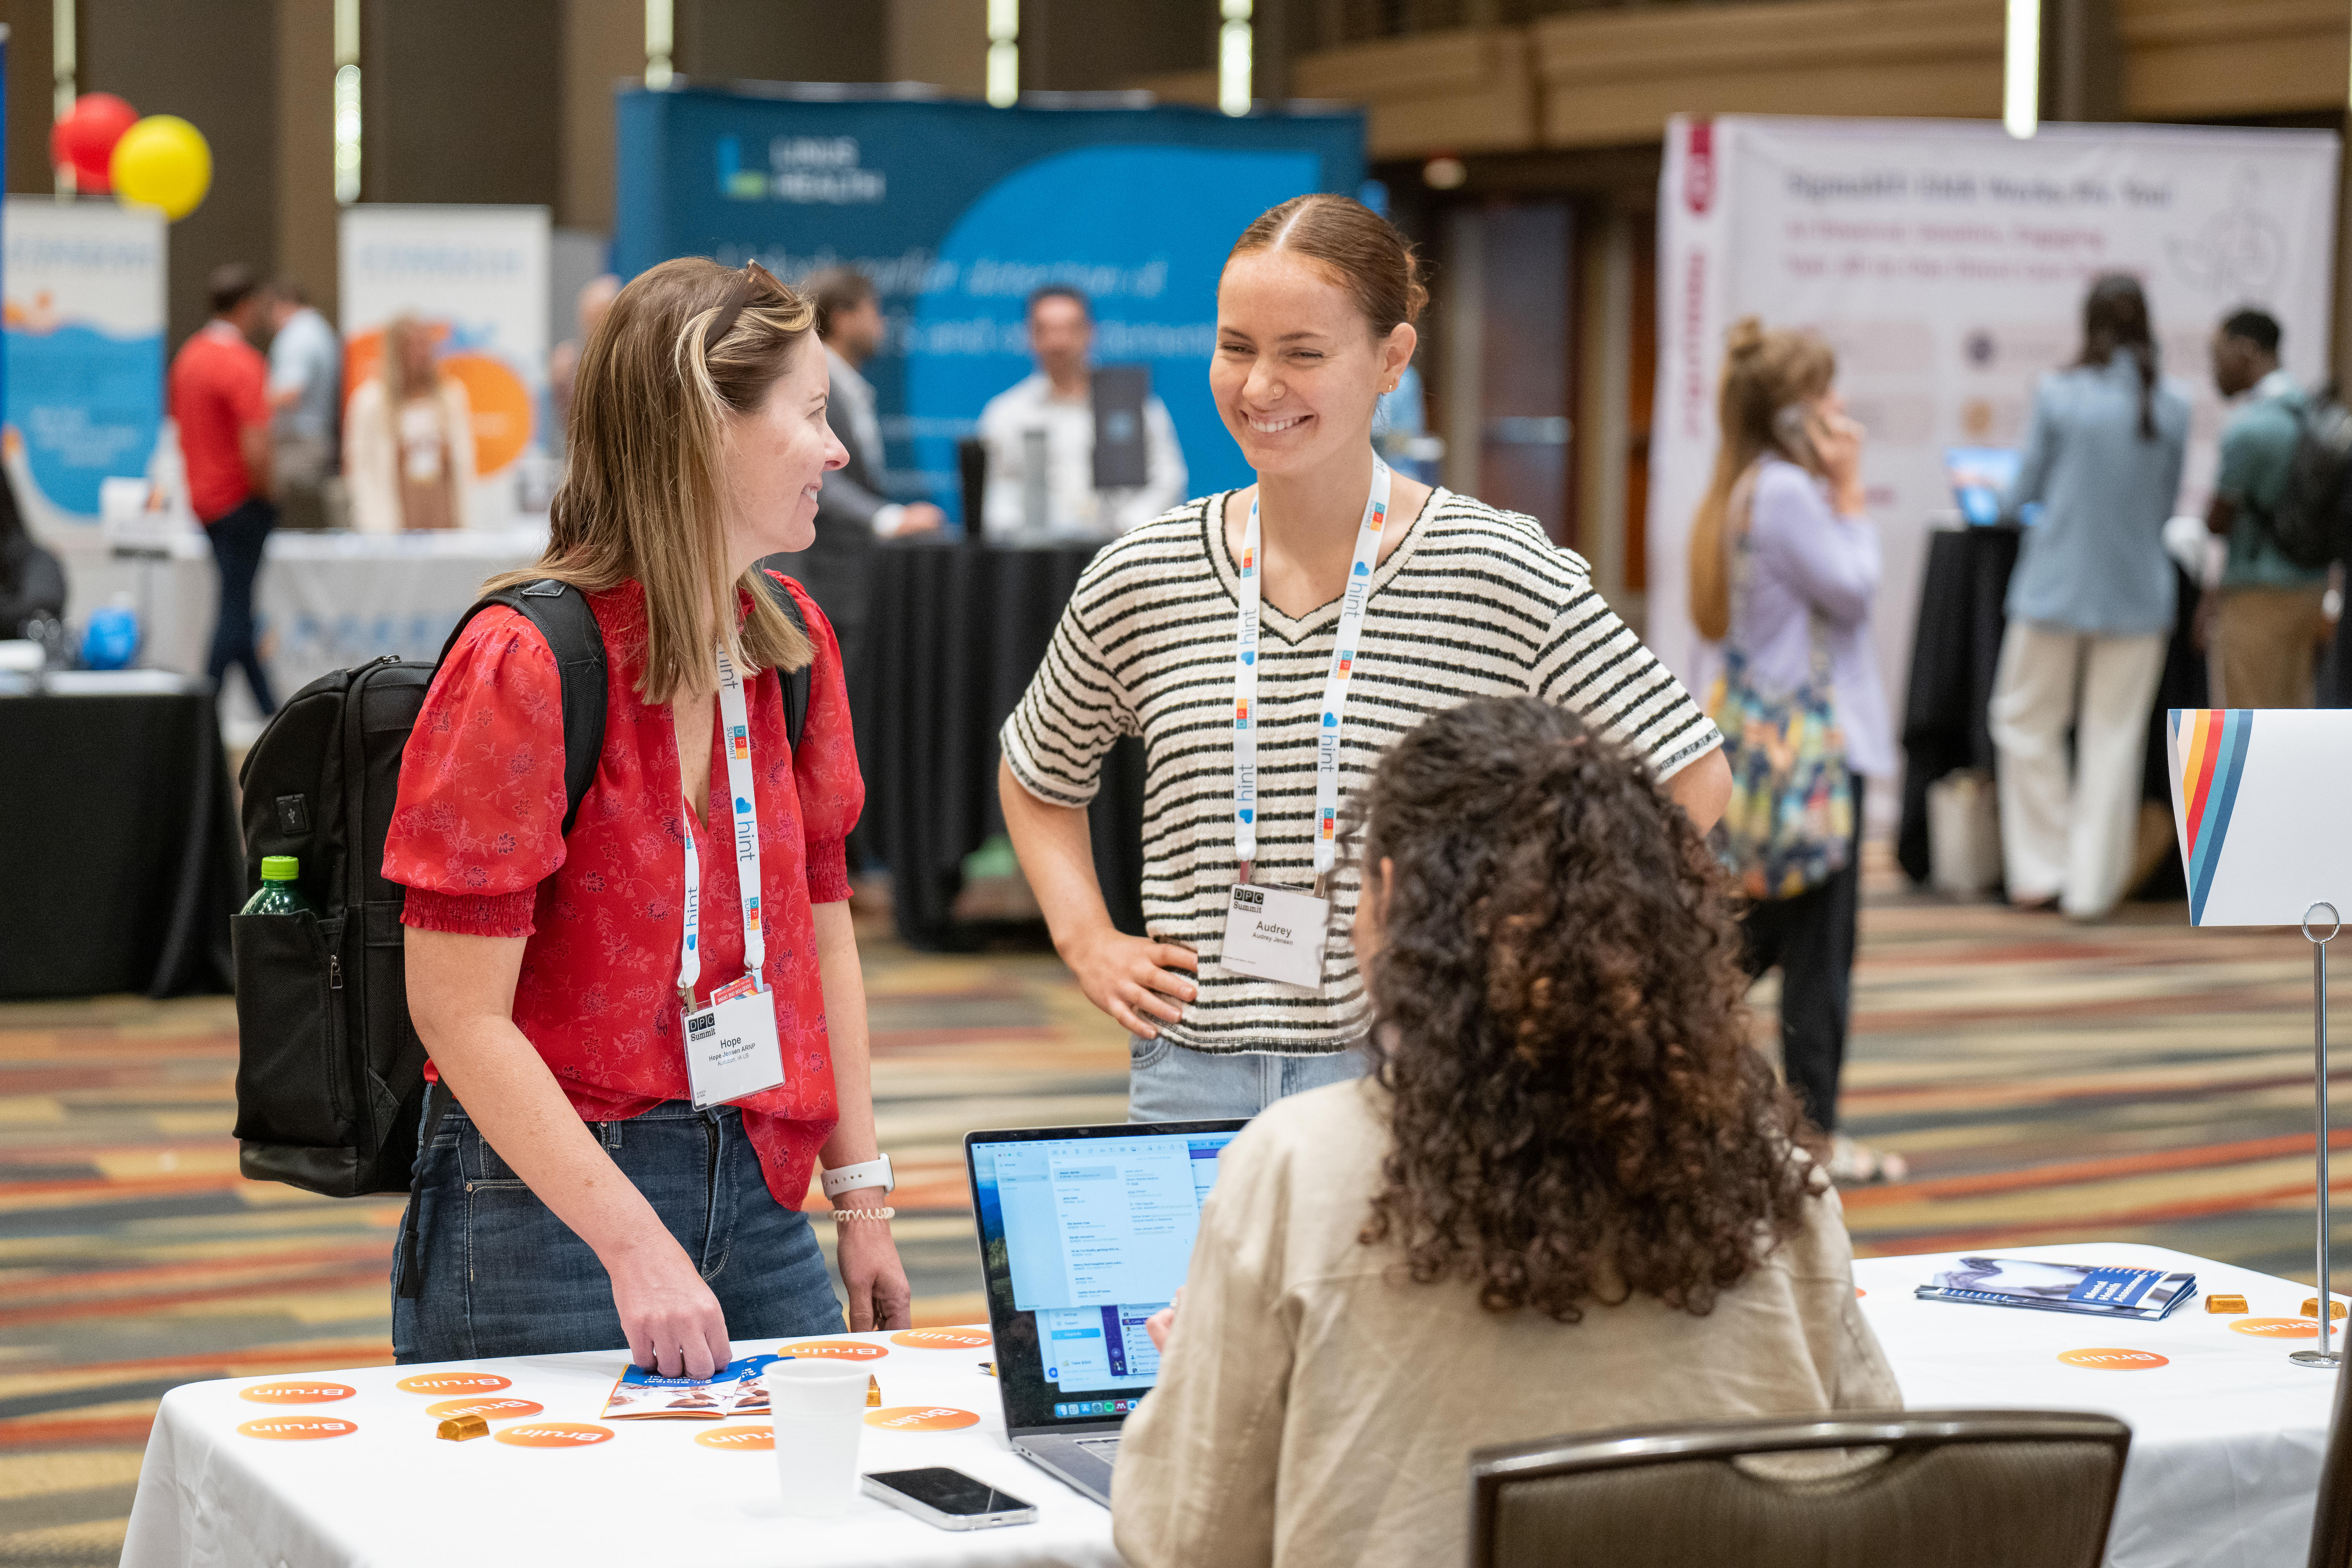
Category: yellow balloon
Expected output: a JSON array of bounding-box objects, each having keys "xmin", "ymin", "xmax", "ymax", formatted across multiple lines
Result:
[{"xmin": 110, "ymin": 114, "xmax": 211, "ymax": 221}]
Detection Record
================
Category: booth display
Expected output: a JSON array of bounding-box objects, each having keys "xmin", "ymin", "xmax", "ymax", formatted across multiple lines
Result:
[
  {"xmin": 117, "ymin": 1243, "xmax": 2334, "ymax": 1568},
  {"xmin": 1649, "ymin": 114, "xmax": 2341, "ymax": 752}
]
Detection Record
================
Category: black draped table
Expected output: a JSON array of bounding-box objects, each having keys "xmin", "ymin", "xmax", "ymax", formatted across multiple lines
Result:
[
  {"xmin": 1896, "ymin": 524, "xmax": 2205, "ymax": 892},
  {"xmin": 0, "ymin": 679, "xmax": 241, "ymax": 998},
  {"xmin": 857, "ymin": 540, "xmax": 1146, "ymax": 951}
]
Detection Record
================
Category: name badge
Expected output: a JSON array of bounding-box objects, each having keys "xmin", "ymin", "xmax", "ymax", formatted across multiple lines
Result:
[
  {"xmin": 1218, "ymin": 882, "xmax": 1329, "ymax": 993},
  {"xmin": 682, "ymin": 986, "xmax": 786, "ymax": 1109}
]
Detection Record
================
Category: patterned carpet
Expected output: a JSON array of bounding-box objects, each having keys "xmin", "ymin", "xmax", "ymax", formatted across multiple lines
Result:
[{"xmin": 6, "ymin": 861, "xmax": 2352, "ymax": 1561}]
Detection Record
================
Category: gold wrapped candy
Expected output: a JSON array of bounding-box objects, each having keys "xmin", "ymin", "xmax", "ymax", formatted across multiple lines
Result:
[
  {"xmin": 867, "ymin": 1375, "xmax": 882, "ymax": 1408},
  {"xmin": 2303, "ymin": 1298, "xmax": 2348, "ymax": 1321},
  {"xmin": 2205, "ymin": 1294, "xmax": 2249, "ymax": 1314},
  {"xmin": 436, "ymin": 1415, "xmax": 490, "ymax": 1441}
]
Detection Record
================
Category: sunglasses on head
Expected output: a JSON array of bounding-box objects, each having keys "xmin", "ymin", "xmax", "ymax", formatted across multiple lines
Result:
[{"xmin": 704, "ymin": 260, "xmax": 786, "ymax": 352}]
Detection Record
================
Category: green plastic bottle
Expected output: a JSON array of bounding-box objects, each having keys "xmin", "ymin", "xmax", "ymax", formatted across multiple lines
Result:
[{"xmin": 242, "ymin": 855, "xmax": 314, "ymax": 916}]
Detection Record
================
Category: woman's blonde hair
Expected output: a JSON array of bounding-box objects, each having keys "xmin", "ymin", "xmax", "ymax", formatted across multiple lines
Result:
[
  {"xmin": 486, "ymin": 257, "xmax": 814, "ymax": 704},
  {"xmin": 381, "ymin": 315, "xmax": 439, "ymax": 404},
  {"xmin": 1686, "ymin": 318, "xmax": 1837, "ymax": 641}
]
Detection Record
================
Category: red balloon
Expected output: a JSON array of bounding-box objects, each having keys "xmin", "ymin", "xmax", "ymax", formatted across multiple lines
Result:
[{"xmin": 50, "ymin": 93, "xmax": 139, "ymax": 192}]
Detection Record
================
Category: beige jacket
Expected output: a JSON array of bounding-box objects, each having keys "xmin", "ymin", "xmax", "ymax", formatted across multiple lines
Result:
[
  {"xmin": 343, "ymin": 375, "xmax": 476, "ymax": 534},
  {"xmin": 1111, "ymin": 1078, "xmax": 1899, "ymax": 1568}
]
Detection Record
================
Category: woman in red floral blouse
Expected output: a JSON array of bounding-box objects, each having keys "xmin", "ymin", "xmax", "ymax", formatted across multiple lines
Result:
[{"xmin": 383, "ymin": 258, "xmax": 909, "ymax": 1377}]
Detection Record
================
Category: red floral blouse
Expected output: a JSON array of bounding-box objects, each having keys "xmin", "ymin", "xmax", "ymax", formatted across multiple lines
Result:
[{"xmin": 381, "ymin": 574, "xmax": 862, "ymax": 1209}]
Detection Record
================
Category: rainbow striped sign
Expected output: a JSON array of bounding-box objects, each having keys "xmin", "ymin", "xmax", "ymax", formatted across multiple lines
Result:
[{"xmin": 2171, "ymin": 710, "xmax": 2253, "ymax": 925}]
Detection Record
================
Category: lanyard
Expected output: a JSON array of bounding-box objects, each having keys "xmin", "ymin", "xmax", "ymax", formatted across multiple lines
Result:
[
  {"xmin": 677, "ymin": 646, "xmax": 768, "ymax": 1003},
  {"xmin": 1231, "ymin": 458, "xmax": 1393, "ymax": 892}
]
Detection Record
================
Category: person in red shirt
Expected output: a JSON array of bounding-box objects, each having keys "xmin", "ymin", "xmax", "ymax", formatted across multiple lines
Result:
[
  {"xmin": 381, "ymin": 258, "xmax": 911, "ymax": 1376},
  {"xmin": 168, "ymin": 263, "xmax": 278, "ymax": 712}
]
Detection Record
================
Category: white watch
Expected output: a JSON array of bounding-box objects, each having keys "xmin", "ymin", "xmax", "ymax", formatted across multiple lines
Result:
[{"xmin": 821, "ymin": 1154, "xmax": 895, "ymax": 1199}]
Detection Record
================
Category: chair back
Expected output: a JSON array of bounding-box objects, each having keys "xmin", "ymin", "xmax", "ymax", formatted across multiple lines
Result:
[{"xmin": 1468, "ymin": 1409, "xmax": 2129, "ymax": 1568}]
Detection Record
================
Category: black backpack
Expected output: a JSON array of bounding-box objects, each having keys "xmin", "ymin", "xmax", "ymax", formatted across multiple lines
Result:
[
  {"xmin": 2259, "ymin": 387, "xmax": 2352, "ymax": 571},
  {"xmin": 231, "ymin": 577, "xmax": 812, "ymax": 1198}
]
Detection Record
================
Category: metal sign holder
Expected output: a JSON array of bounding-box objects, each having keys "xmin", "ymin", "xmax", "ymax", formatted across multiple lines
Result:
[{"xmin": 2297, "ymin": 901, "xmax": 2343, "ymax": 1371}]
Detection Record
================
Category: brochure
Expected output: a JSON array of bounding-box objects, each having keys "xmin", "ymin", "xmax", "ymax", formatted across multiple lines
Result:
[
  {"xmin": 1915, "ymin": 1257, "xmax": 2196, "ymax": 1321},
  {"xmin": 601, "ymin": 1354, "xmax": 788, "ymax": 1420}
]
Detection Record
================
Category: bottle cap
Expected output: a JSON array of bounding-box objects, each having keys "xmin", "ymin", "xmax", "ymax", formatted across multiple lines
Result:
[{"xmin": 260, "ymin": 856, "xmax": 299, "ymax": 882}]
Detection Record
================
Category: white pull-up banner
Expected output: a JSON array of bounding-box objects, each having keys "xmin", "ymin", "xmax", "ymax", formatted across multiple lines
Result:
[{"xmin": 1650, "ymin": 115, "xmax": 2341, "ymax": 720}]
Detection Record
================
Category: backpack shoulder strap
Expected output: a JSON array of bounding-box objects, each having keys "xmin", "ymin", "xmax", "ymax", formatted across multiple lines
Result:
[
  {"xmin": 436, "ymin": 580, "xmax": 609, "ymax": 835},
  {"xmin": 757, "ymin": 570, "xmax": 814, "ymax": 750}
]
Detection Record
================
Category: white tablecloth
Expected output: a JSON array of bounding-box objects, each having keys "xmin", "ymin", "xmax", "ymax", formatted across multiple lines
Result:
[
  {"xmin": 119, "ymin": 1243, "xmax": 2339, "ymax": 1568},
  {"xmin": 45, "ymin": 523, "xmax": 547, "ymax": 726}
]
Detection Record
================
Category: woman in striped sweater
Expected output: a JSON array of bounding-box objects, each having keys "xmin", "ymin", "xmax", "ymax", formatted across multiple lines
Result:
[{"xmin": 999, "ymin": 194, "xmax": 1731, "ymax": 1122}]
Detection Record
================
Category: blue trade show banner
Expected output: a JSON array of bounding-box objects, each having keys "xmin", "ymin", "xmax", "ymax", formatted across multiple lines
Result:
[{"xmin": 615, "ymin": 89, "xmax": 1364, "ymax": 517}]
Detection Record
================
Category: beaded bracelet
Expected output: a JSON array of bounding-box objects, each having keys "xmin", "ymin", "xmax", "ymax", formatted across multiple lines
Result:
[{"xmin": 829, "ymin": 1205, "xmax": 896, "ymax": 1223}]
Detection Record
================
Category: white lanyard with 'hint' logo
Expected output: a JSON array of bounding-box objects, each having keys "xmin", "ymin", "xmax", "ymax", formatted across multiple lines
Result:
[
  {"xmin": 677, "ymin": 645, "xmax": 786, "ymax": 1108},
  {"xmin": 1220, "ymin": 458, "xmax": 1392, "ymax": 995}
]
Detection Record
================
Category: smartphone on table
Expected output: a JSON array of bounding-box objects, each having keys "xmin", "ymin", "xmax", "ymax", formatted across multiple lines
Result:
[{"xmin": 863, "ymin": 1467, "xmax": 1038, "ymax": 1531}]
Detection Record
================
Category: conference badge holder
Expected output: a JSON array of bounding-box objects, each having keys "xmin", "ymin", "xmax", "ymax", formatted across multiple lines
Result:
[
  {"xmin": 678, "ymin": 645, "xmax": 788, "ymax": 1111},
  {"xmin": 1220, "ymin": 461, "xmax": 1394, "ymax": 1001}
]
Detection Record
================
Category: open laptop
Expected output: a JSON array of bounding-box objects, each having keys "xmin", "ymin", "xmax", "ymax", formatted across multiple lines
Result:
[{"xmin": 965, "ymin": 1118, "xmax": 1247, "ymax": 1505}]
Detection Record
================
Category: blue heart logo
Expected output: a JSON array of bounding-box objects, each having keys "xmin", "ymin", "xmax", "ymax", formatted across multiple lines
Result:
[
  {"xmin": 1238, "ymin": 808, "xmax": 1254, "ymax": 824},
  {"xmin": 1241, "ymin": 650, "xmax": 1254, "ymax": 665},
  {"xmin": 1323, "ymin": 713, "xmax": 1337, "ymax": 727},
  {"xmin": 734, "ymin": 797, "xmax": 752, "ymax": 814},
  {"xmin": 1352, "ymin": 561, "xmax": 1370, "ymax": 577}
]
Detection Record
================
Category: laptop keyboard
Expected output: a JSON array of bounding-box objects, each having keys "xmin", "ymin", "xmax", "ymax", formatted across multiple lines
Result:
[{"xmin": 1075, "ymin": 1436, "xmax": 1123, "ymax": 1461}]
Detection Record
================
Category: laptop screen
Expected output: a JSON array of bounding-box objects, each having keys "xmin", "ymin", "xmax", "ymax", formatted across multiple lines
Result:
[{"xmin": 967, "ymin": 1121, "xmax": 1245, "ymax": 1431}]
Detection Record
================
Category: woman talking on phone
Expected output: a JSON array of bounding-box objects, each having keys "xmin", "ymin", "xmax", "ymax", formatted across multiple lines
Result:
[
  {"xmin": 1001, "ymin": 195, "xmax": 1730, "ymax": 1122},
  {"xmin": 383, "ymin": 258, "xmax": 911, "ymax": 1377},
  {"xmin": 1686, "ymin": 319, "xmax": 1899, "ymax": 1185}
]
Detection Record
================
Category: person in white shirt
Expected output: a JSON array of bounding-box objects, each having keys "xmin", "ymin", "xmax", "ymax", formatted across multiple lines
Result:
[
  {"xmin": 263, "ymin": 279, "xmax": 341, "ymax": 532},
  {"xmin": 764, "ymin": 267, "xmax": 943, "ymax": 671},
  {"xmin": 978, "ymin": 285, "xmax": 1185, "ymax": 540}
]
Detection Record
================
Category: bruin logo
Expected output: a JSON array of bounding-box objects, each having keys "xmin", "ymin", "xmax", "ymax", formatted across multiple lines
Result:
[
  {"xmin": 2231, "ymin": 1318, "xmax": 2318, "ymax": 1338},
  {"xmin": 865, "ymin": 1405, "xmax": 980, "ymax": 1430},
  {"xmin": 2056, "ymin": 1348, "xmax": 2169, "ymax": 1369},
  {"xmin": 238, "ymin": 1417, "xmax": 358, "ymax": 1440},
  {"xmin": 695, "ymin": 1425, "xmax": 775, "ymax": 1450},
  {"xmin": 426, "ymin": 1398, "xmax": 543, "ymax": 1420},
  {"xmin": 777, "ymin": 1340, "xmax": 888, "ymax": 1360},
  {"xmin": 240, "ymin": 1381, "xmax": 356, "ymax": 1404},
  {"xmin": 890, "ymin": 1328, "xmax": 991, "ymax": 1349},
  {"xmin": 397, "ymin": 1373, "xmax": 510, "ymax": 1394},
  {"xmin": 494, "ymin": 1422, "xmax": 615, "ymax": 1448}
]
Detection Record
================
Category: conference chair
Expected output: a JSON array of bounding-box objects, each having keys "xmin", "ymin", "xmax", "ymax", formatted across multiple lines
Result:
[{"xmin": 1467, "ymin": 1409, "xmax": 2130, "ymax": 1568}]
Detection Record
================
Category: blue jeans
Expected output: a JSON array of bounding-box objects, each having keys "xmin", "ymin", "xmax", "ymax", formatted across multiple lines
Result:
[
  {"xmin": 392, "ymin": 1090, "xmax": 842, "ymax": 1363},
  {"xmin": 203, "ymin": 497, "xmax": 277, "ymax": 715},
  {"xmin": 1125, "ymin": 1036, "xmax": 1368, "ymax": 1123}
]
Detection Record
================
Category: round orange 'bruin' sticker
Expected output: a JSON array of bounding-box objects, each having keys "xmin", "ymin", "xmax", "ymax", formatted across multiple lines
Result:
[
  {"xmin": 426, "ymin": 1397, "xmax": 543, "ymax": 1421},
  {"xmin": 890, "ymin": 1329, "xmax": 991, "ymax": 1350},
  {"xmin": 397, "ymin": 1372, "xmax": 512, "ymax": 1395},
  {"xmin": 776, "ymin": 1340, "xmax": 888, "ymax": 1361},
  {"xmin": 2232, "ymin": 1317, "xmax": 2319, "ymax": 1339},
  {"xmin": 865, "ymin": 1406, "xmax": 981, "ymax": 1431},
  {"xmin": 494, "ymin": 1422, "xmax": 615, "ymax": 1448},
  {"xmin": 239, "ymin": 1381, "xmax": 357, "ymax": 1404},
  {"xmin": 2056, "ymin": 1348, "xmax": 2170, "ymax": 1369},
  {"xmin": 695, "ymin": 1425, "xmax": 775, "ymax": 1450},
  {"xmin": 238, "ymin": 1416, "xmax": 359, "ymax": 1441}
]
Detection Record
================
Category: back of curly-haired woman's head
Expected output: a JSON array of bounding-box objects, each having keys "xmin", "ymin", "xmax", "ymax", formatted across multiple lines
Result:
[{"xmin": 1353, "ymin": 697, "xmax": 1813, "ymax": 1321}]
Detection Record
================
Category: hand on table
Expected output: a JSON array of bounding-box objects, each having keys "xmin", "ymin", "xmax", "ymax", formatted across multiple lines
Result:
[
  {"xmin": 611, "ymin": 1240, "xmax": 732, "ymax": 1379},
  {"xmin": 1145, "ymin": 1289, "xmax": 1183, "ymax": 1353},
  {"xmin": 1063, "ymin": 926, "xmax": 1198, "ymax": 1040},
  {"xmin": 836, "ymin": 1208, "xmax": 914, "ymax": 1331}
]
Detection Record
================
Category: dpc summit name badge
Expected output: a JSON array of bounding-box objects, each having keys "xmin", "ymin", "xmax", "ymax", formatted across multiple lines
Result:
[{"xmin": 2169, "ymin": 709, "xmax": 2352, "ymax": 926}]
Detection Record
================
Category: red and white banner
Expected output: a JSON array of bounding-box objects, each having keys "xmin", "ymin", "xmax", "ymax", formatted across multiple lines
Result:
[{"xmin": 1649, "ymin": 115, "xmax": 2342, "ymax": 741}]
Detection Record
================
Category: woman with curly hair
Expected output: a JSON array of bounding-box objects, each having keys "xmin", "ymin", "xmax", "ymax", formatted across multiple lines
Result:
[{"xmin": 1110, "ymin": 696, "xmax": 1896, "ymax": 1568}]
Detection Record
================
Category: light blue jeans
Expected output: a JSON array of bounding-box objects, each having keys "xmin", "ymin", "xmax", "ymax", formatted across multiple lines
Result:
[{"xmin": 1125, "ymin": 1034, "xmax": 1368, "ymax": 1123}]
